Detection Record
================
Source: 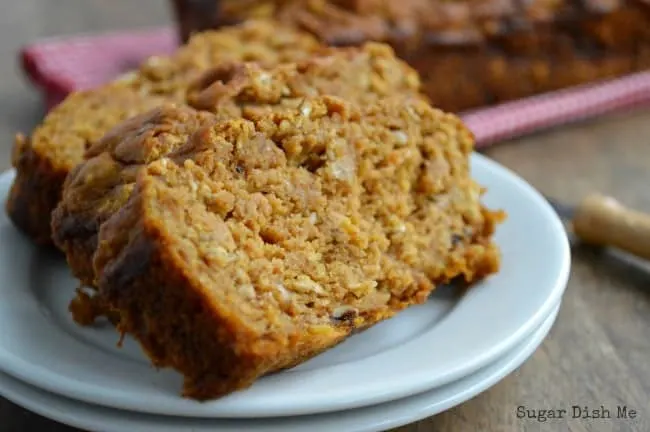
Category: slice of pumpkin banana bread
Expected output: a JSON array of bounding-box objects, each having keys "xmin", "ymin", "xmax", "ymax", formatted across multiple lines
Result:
[
  {"xmin": 7, "ymin": 20, "xmax": 322, "ymax": 245},
  {"xmin": 91, "ymin": 95, "xmax": 502, "ymax": 399},
  {"xmin": 52, "ymin": 42, "xmax": 422, "ymax": 289}
]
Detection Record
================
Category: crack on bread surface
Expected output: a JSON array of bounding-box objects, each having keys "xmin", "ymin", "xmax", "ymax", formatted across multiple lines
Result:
[{"xmin": 90, "ymin": 95, "xmax": 502, "ymax": 399}]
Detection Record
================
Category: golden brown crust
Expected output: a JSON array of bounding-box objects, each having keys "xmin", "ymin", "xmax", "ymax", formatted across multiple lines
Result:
[
  {"xmin": 7, "ymin": 20, "xmax": 323, "ymax": 247},
  {"xmin": 6, "ymin": 134, "xmax": 69, "ymax": 245},
  {"xmin": 91, "ymin": 95, "xmax": 502, "ymax": 399}
]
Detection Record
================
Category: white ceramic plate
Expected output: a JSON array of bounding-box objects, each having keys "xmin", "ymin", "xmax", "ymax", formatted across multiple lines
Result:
[
  {"xmin": 0, "ymin": 153, "xmax": 570, "ymax": 418},
  {"xmin": 0, "ymin": 303, "xmax": 560, "ymax": 432}
]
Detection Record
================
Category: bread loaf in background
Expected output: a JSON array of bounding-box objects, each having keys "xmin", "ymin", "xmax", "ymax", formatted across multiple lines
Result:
[{"xmin": 171, "ymin": 0, "xmax": 650, "ymax": 112}]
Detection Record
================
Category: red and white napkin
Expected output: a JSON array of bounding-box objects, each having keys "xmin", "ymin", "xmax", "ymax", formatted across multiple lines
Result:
[{"xmin": 20, "ymin": 26, "xmax": 650, "ymax": 147}]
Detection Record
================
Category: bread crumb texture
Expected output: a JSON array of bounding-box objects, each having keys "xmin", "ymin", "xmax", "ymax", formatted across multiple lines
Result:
[{"xmin": 87, "ymin": 95, "xmax": 502, "ymax": 399}]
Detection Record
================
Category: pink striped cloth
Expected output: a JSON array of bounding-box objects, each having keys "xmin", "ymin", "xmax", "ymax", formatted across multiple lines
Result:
[{"xmin": 21, "ymin": 26, "xmax": 650, "ymax": 147}]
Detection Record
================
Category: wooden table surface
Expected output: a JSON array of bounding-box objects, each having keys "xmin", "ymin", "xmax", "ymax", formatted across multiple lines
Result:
[{"xmin": 0, "ymin": 1, "xmax": 649, "ymax": 431}]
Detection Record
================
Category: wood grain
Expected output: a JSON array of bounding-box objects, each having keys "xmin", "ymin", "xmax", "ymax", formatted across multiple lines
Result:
[{"xmin": 0, "ymin": 2, "xmax": 649, "ymax": 431}]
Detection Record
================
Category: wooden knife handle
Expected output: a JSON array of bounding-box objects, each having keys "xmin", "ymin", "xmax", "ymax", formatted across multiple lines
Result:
[{"xmin": 573, "ymin": 194, "xmax": 650, "ymax": 260}]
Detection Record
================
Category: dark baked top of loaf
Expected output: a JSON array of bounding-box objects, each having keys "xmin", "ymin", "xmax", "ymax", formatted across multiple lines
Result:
[{"xmin": 213, "ymin": 0, "xmax": 650, "ymax": 49}]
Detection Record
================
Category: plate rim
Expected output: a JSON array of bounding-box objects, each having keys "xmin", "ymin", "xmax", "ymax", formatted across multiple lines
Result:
[
  {"xmin": 0, "ymin": 303, "xmax": 561, "ymax": 432},
  {"xmin": 0, "ymin": 152, "xmax": 571, "ymax": 418}
]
